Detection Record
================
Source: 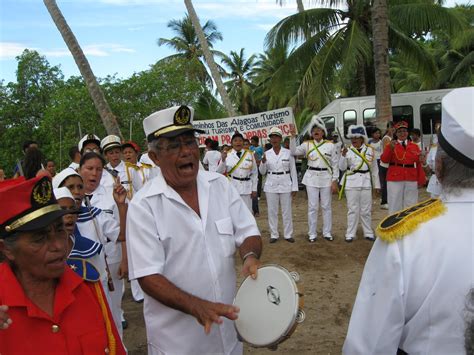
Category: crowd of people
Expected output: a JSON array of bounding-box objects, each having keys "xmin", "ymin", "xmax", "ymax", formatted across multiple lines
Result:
[{"xmin": 0, "ymin": 87, "xmax": 472, "ymax": 354}]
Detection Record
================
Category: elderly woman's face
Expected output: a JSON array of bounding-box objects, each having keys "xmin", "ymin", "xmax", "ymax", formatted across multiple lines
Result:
[{"xmin": 4, "ymin": 219, "xmax": 68, "ymax": 280}]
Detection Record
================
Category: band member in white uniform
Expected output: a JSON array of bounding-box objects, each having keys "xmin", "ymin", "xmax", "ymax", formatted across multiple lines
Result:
[
  {"xmin": 202, "ymin": 139, "xmax": 222, "ymax": 172},
  {"xmin": 122, "ymin": 140, "xmax": 154, "ymax": 185},
  {"xmin": 289, "ymin": 117, "xmax": 339, "ymax": 242},
  {"xmin": 126, "ymin": 105, "xmax": 262, "ymax": 355},
  {"xmin": 259, "ymin": 127, "xmax": 298, "ymax": 243},
  {"xmin": 338, "ymin": 125, "xmax": 380, "ymax": 242},
  {"xmin": 343, "ymin": 87, "xmax": 474, "ymax": 355},
  {"xmin": 78, "ymin": 152, "xmax": 128, "ymax": 339},
  {"xmin": 218, "ymin": 132, "xmax": 258, "ymax": 211}
]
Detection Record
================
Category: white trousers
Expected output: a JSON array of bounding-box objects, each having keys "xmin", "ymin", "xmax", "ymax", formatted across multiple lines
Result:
[
  {"xmin": 345, "ymin": 188, "xmax": 374, "ymax": 239},
  {"xmin": 131, "ymin": 279, "xmax": 144, "ymax": 302},
  {"xmin": 387, "ymin": 181, "xmax": 418, "ymax": 214},
  {"xmin": 240, "ymin": 194, "xmax": 252, "ymax": 212},
  {"xmin": 266, "ymin": 192, "xmax": 293, "ymax": 239},
  {"xmin": 108, "ymin": 261, "xmax": 124, "ymax": 339},
  {"xmin": 306, "ymin": 185, "xmax": 332, "ymax": 238}
]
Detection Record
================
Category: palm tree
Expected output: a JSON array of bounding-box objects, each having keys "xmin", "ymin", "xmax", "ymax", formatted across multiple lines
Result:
[
  {"xmin": 158, "ymin": 14, "xmax": 223, "ymax": 86},
  {"xmin": 372, "ymin": 0, "xmax": 392, "ymax": 124},
  {"xmin": 43, "ymin": 0, "xmax": 123, "ymax": 138},
  {"xmin": 276, "ymin": 0, "xmax": 305, "ymax": 13},
  {"xmin": 266, "ymin": 0, "xmax": 465, "ymax": 112},
  {"xmin": 220, "ymin": 49, "xmax": 256, "ymax": 115},
  {"xmin": 182, "ymin": 0, "xmax": 236, "ymax": 116}
]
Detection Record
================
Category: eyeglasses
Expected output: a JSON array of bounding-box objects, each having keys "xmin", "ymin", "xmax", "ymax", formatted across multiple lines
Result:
[
  {"xmin": 158, "ymin": 138, "xmax": 198, "ymax": 155},
  {"xmin": 84, "ymin": 148, "xmax": 101, "ymax": 154}
]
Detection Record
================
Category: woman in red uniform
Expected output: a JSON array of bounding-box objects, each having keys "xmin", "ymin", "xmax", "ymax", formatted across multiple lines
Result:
[
  {"xmin": 0, "ymin": 176, "xmax": 126, "ymax": 355},
  {"xmin": 381, "ymin": 121, "xmax": 425, "ymax": 213}
]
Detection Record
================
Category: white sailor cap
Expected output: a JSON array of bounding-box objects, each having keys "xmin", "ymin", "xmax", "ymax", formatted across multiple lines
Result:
[
  {"xmin": 53, "ymin": 187, "xmax": 75, "ymax": 201},
  {"xmin": 347, "ymin": 124, "xmax": 368, "ymax": 143},
  {"xmin": 101, "ymin": 135, "xmax": 122, "ymax": 153},
  {"xmin": 143, "ymin": 105, "xmax": 204, "ymax": 142},
  {"xmin": 52, "ymin": 168, "xmax": 81, "ymax": 189},
  {"xmin": 268, "ymin": 127, "xmax": 283, "ymax": 138},
  {"xmin": 78, "ymin": 134, "xmax": 101, "ymax": 153},
  {"xmin": 309, "ymin": 116, "xmax": 328, "ymax": 136},
  {"xmin": 438, "ymin": 87, "xmax": 474, "ymax": 168}
]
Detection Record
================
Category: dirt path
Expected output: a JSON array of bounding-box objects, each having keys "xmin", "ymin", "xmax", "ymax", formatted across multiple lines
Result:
[{"xmin": 123, "ymin": 189, "xmax": 430, "ymax": 354}]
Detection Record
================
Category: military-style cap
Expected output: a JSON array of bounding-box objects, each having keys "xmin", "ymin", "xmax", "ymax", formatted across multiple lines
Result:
[
  {"xmin": 101, "ymin": 135, "xmax": 121, "ymax": 153},
  {"xmin": 143, "ymin": 105, "xmax": 204, "ymax": 142},
  {"xmin": 438, "ymin": 87, "xmax": 474, "ymax": 168},
  {"xmin": 394, "ymin": 121, "xmax": 409, "ymax": 130},
  {"xmin": 0, "ymin": 176, "xmax": 70, "ymax": 238},
  {"xmin": 347, "ymin": 124, "xmax": 368, "ymax": 143},
  {"xmin": 78, "ymin": 134, "xmax": 101, "ymax": 153},
  {"xmin": 268, "ymin": 127, "xmax": 283, "ymax": 138},
  {"xmin": 121, "ymin": 140, "xmax": 140, "ymax": 153}
]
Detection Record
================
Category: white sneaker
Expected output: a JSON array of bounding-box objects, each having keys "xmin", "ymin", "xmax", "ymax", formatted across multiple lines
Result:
[{"xmin": 381, "ymin": 204, "xmax": 388, "ymax": 210}]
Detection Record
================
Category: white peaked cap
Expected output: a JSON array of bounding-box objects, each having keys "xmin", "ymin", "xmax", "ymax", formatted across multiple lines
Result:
[
  {"xmin": 347, "ymin": 125, "xmax": 368, "ymax": 143},
  {"xmin": 143, "ymin": 105, "xmax": 203, "ymax": 141},
  {"xmin": 54, "ymin": 187, "xmax": 75, "ymax": 201},
  {"xmin": 53, "ymin": 168, "xmax": 81, "ymax": 189},
  {"xmin": 309, "ymin": 116, "xmax": 328, "ymax": 136},
  {"xmin": 78, "ymin": 134, "xmax": 101, "ymax": 152},
  {"xmin": 268, "ymin": 127, "xmax": 283, "ymax": 137},
  {"xmin": 101, "ymin": 135, "xmax": 121, "ymax": 152},
  {"xmin": 439, "ymin": 87, "xmax": 474, "ymax": 168}
]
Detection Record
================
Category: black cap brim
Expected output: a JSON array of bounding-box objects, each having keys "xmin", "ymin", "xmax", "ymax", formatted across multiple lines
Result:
[{"xmin": 16, "ymin": 208, "xmax": 72, "ymax": 233}]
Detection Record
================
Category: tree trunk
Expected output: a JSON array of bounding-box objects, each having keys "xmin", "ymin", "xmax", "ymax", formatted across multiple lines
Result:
[
  {"xmin": 43, "ymin": 0, "xmax": 123, "ymax": 139},
  {"xmin": 296, "ymin": 0, "xmax": 305, "ymax": 12},
  {"xmin": 357, "ymin": 64, "xmax": 368, "ymax": 96},
  {"xmin": 184, "ymin": 0, "xmax": 237, "ymax": 117},
  {"xmin": 372, "ymin": 0, "xmax": 392, "ymax": 125}
]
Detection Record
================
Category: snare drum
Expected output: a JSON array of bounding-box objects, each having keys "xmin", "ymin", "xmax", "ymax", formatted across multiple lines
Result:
[{"xmin": 233, "ymin": 264, "xmax": 305, "ymax": 348}]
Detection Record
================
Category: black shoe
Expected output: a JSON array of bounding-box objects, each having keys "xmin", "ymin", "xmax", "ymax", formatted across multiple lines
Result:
[
  {"xmin": 269, "ymin": 238, "xmax": 278, "ymax": 243},
  {"xmin": 122, "ymin": 319, "xmax": 128, "ymax": 330},
  {"xmin": 365, "ymin": 236, "xmax": 376, "ymax": 242},
  {"xmin": 286, "ymin": 238, "xmax": 295, "ymax": 243}
]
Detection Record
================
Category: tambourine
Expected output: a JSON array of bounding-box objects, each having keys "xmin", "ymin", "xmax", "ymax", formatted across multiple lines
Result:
[{"xmin": 233, "ymin": 264, "xmax": 305, "ymax": 349}]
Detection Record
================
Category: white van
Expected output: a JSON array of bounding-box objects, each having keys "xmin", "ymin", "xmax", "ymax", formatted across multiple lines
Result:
[{"xmin": 311, "ymin": 88, "xmax": 458, "ymax": 149}]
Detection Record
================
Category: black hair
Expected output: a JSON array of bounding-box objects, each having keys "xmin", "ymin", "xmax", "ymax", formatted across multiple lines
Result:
[
  {"xmin": 79, "ymin": 152, "xmax": 106, "ymax": 168},
  {"xmin": 204, "ymin": 138, "xmax": 213, "ymax": 145},
  {"xmin": 264, "ymin": 143, "xmax": 273, "ymax": 151},
  {"xmin": 411, "ymin": 128, "xmax": 421, "ymax": 136},
  {"xmin": 210, "ymin": 140, "xmax": 219, "ymax": 150},
  {"xmin": 231, "ymin": 132, "xmax": 244, "ymax": 141},
  {"xmin": 23, "ymin": 147, "xmax": 45, "ymax": 179},
  {"xmin": 22, "ymin": 140, "xmax": 38, "ymax": 153},
  {"xmin": 243, "ymin": 139, "xmax": 250, "ymax": 144},
  {"xmin": 46, "ymin": 159, "xmax": 55, "ymax": 165},
  {"xmin": 371, "ymin": 127, "xmax": 382, "ymax": 136},
  {"xmin": 68, "ymin": 146, "xmax": 80, "ymax": 160},
  {"xmin": 250, "ymin": 136, "xmax": 259, "ymax": 143}
]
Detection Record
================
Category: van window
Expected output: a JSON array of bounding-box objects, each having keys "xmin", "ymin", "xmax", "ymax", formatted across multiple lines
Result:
[
  {"xmin": 392, "ymin": 105, "xmax": 414, "ymax": 129},
  {"xmin": 343, "ymin": 110, "xmax": 357, "ymax": 137},
  {"xmin": 420, "ymin": 103, "xmax": 442, "ymax": 135},
  {"xmin": 321, "ymin": 116, "xmax": 335, "ymax": 136},
  {"xmin": 363, "ymin": 108, "xmax": 376, "ymax": 126}
]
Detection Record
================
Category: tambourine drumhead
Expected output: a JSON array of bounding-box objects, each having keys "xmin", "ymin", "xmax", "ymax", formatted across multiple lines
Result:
[{"xmin": 234, "ymin": 265, "xmax": 299, "ymax": 347}]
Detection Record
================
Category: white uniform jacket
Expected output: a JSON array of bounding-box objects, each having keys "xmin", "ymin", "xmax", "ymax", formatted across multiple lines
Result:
[
  {"xmin": 126, "ymin": 170, "xmax": 260, "ymax": 355},
  {"xmin": 220, "ymin": 149, "xmax": 258, "ymax": 195},
  {"xmin": 290, "ymin": 138, "xmax": 339, "ymax": 188},
  {"xmin": 203, "ymin": 150, "xmax": 222, "ymax": 172},
  {"xmin": 259, "ymin": 147, "xmax": 298, "ymax": 193},
  {"xmin": 102, "ymin": 161, "xmax": 143, "ymax": 200},
  {"xmin": 343, "ymin": 189, "xmax": 474, "ymax": 355},
  {"xmin": 338, "ymin": 144, "xmax": 380, "ymax": 189}
]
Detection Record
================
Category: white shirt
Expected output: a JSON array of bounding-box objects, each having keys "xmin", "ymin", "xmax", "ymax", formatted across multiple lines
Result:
[
  {"xmin": 203, "ymin": 150, "xmax": 222, "ymax": 172},
  {"xmin": 221, "ymin": 149, "xmax": 258, "ymax": 195},
  {"xmin": 338, "ymin": 144, "xmax": 380, "ymax": 189},
  {"xmin": 290, "ymin": 138, "xmax": 339, "ymax": 187},
  {"xmin": 139, "ymin": 152, "xmax": 157, "ymax": 167},
  {"xmin": 68, "ymin": 162, "xmax": 79, "ymax": 171},
  {"xmin": 370, "ymin": 140, "xmax": 383, "ymax": 160},
  {"xmin": 102, "ymin": 161, "xmax": 143, "ymax": 200},
  {"xmin": 126, "ymin": 170, "xmax": 260, "ymax": 355},
  {"xmin": 427, "ymin": 145, "xmax": 442, "ymax": 196},
  {"xmin": 343, "ymin": 189, "xmax": 474, "ymax": 354},
  {"xmin": 259, "ymin": 147, "xmax": 298, "ymax": 193}
]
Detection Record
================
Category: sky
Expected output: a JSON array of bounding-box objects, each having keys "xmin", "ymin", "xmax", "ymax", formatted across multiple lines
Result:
[{"xmin": 0, "ymin": 0, "xmax": 468, "ymax": 84}]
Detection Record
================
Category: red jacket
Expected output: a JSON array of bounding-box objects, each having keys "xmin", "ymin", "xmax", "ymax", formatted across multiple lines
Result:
[
  {"xmin": 381, "ymin": 141, "xmax": 421, "ymax": 182},
  {"xmin": 0, "ymin": 262, "xmax": 126, "ymax": 355}
]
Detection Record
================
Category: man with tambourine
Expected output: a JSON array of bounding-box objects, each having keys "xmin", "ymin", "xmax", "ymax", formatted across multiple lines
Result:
[{"xmin": 126, "ymin": 106, "xmax": 262, "ymax": 355}]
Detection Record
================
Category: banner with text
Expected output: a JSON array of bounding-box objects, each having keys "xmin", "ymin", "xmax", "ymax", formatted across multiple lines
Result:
[{"xmin": 194, "ymin": 107, "xmax": 296, "ymax": 146}]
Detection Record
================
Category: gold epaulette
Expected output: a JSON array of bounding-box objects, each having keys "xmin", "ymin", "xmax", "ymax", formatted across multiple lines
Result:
[
  {"xmin": 376, "ymin": 198, "xmax": 446, "ymax": 243},
  {"xmin": 140, "ymin": 163, "xmax": 153, "ymax": 169},
  {"xmin": 125, "ymin": 161, "xmax": 140, "ymax": 171}
]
